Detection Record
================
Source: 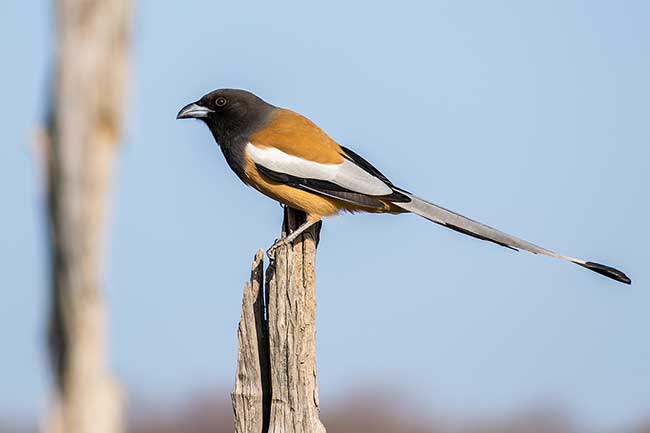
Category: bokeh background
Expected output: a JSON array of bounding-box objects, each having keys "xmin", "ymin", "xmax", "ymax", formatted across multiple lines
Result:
[{"xmin": 2, "ymin": 1, "xmax": 649, "ymax": 432}]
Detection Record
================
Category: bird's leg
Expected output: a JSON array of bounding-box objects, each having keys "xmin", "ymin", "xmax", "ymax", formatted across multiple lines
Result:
[{"xmin": 266, "ymin": 217, "xmax": 320, "ymax": 258}]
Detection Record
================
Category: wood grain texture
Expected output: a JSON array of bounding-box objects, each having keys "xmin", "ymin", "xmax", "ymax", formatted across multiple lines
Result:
[
  {"xmin": 267, "ymin": 209, "xmax": 326, "ymax": 433},
  {"xmin": 232, "ymin": 208, "xmax": 326, "ymax": 433},
  {"xmin": 232, "ymin": 251, "xmax": 270, "ymax": 433}
]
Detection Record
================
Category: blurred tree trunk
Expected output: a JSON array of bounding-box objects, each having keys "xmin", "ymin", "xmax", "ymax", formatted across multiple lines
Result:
[
  {"xmin": 232, "ymin": 208, "xmax": 326, "ymax": 433},
  {"xmin": 44, "ymin": 1, "xmax": 131, "ymax": 433}
]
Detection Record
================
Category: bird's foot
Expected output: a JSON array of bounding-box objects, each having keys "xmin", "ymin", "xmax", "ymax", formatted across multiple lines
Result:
[
  {"xmin": 266, "ymin": 238, "xmax": 287, "ymax": 259},
  {"xmin": 266, "ymin": 218, "xmax": 319, "ymax": 259}
]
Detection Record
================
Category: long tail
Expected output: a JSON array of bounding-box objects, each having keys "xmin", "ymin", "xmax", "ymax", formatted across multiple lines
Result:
[{"xmin": 393, "ymin": 193, "xmax": 631, "ymax": 284}]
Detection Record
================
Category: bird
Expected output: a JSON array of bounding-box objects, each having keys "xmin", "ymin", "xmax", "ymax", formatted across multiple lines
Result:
[{"xmin": 177, "ymin": 88, "xmax": 631, "ymax": 285}]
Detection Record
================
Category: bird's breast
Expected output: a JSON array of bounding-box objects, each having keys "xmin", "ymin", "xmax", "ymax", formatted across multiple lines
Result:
[{"xmin": 218, "ymin": 138, "xmax": 249, "ymax": 183}]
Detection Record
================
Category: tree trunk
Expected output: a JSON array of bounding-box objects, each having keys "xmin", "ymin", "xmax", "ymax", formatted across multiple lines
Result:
[
  {"xmin": 232, "ymin": 207, "xmax": 326, "ymax": 433},
  {"xmin": 44, "ymin": 1, "xmax": 131, "ymax": 433}
]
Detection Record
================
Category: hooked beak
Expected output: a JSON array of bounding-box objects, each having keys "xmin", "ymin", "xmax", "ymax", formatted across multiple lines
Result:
[{"xmin": 176, "ymin": 102, "xmax": 213, "ymax": 119}]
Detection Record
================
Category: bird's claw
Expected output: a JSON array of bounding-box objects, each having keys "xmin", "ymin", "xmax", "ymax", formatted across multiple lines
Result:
[{"xmin": 266, "ymin": 238, "xmax": 286, "ymax": 259}]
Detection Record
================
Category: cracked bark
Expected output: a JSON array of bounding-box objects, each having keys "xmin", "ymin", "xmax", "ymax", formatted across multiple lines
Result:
[{"xmin": 232, "ymin": 207, "xmax": 326, "ymax": 433}]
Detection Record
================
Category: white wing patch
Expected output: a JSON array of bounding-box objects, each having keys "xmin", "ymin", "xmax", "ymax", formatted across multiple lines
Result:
[{"xmin": 246, "ymin": 143, "xmax": 392, "ymax": 196}]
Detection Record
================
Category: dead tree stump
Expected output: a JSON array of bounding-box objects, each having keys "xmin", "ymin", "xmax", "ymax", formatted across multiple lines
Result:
[{"xmin": 232, "ymin": 207, "xmax": 326, "ymax": 433}]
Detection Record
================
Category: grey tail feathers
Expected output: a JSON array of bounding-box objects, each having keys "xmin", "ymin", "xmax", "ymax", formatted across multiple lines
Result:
[{"xmin": 393, "ymin": 192, "xmax": 631, "ymax": 285}]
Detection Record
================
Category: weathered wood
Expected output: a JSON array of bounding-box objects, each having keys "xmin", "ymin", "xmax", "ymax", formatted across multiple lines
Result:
[
  {"xmin": 232, "ymin": 250, "xmax": 269, "ymax": 433},
  {"xmin": 232, "ymin": 207, "xmax": 325, "ymax": 433},
  {"xmin": 267, "ymin": 208, "xmax": 325, "ymax": 433},
  {"xmin": 45, "ymin": 1, "xmax": 131, "ymax": 433}
]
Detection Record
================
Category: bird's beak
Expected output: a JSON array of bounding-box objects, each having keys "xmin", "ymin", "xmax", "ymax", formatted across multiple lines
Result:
[{"xmin": 176, "ymin": 102, "xmax": 213, "ymax": 119}]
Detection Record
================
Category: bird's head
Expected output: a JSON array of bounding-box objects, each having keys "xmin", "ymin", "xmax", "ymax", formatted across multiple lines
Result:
[{"xmin": 177, "ymin": 88, "xmax": 274, "ymax": 143}]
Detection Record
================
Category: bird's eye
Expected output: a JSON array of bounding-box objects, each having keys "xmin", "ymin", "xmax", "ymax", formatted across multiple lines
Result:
[{"xmin": 215, "ymin": 97, "xmax": 227, "ymax": 107}]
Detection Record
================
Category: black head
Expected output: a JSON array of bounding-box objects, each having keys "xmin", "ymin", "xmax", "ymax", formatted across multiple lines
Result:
[{"xmin": 177, "ymin": 89, "xmax": 275, "ymax": 144}]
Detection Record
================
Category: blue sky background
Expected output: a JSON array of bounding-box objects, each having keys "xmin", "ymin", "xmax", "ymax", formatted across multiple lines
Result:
[{"xmin": 1, "ymin": 0, "xmax": 649, "ymax": 430}]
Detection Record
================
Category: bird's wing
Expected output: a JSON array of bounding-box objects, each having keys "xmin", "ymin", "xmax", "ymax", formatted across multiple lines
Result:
[
  {"xmin": 246, "ymin": 142, "xmax": 410, "ymax": 209},
  {"xmin": 248, "ymin": 109, "xmax": 408, "ymax": 208},
  {"xmin": 246, "ymin": 143, "xmax": 392, "ymax": 196}
]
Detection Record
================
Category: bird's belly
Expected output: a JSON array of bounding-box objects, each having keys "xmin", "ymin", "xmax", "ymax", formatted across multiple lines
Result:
[{"xmin": 258, "ymin": 183, "xmax": 343, "ymax": 217}]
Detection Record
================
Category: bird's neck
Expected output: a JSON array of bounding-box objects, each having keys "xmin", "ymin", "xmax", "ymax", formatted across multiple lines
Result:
[
  {"xmin": 207, "ymin": 121, "xmax": 248, "ymax": 147},
  {"xmin": 207, "ymin": 126, "xmax": 249, "ymax": 183}
]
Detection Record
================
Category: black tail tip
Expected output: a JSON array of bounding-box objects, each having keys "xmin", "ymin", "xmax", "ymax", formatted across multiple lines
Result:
[{"xmin": 579, "ymin": 261, "xmax": 631, "ymax": 285}]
